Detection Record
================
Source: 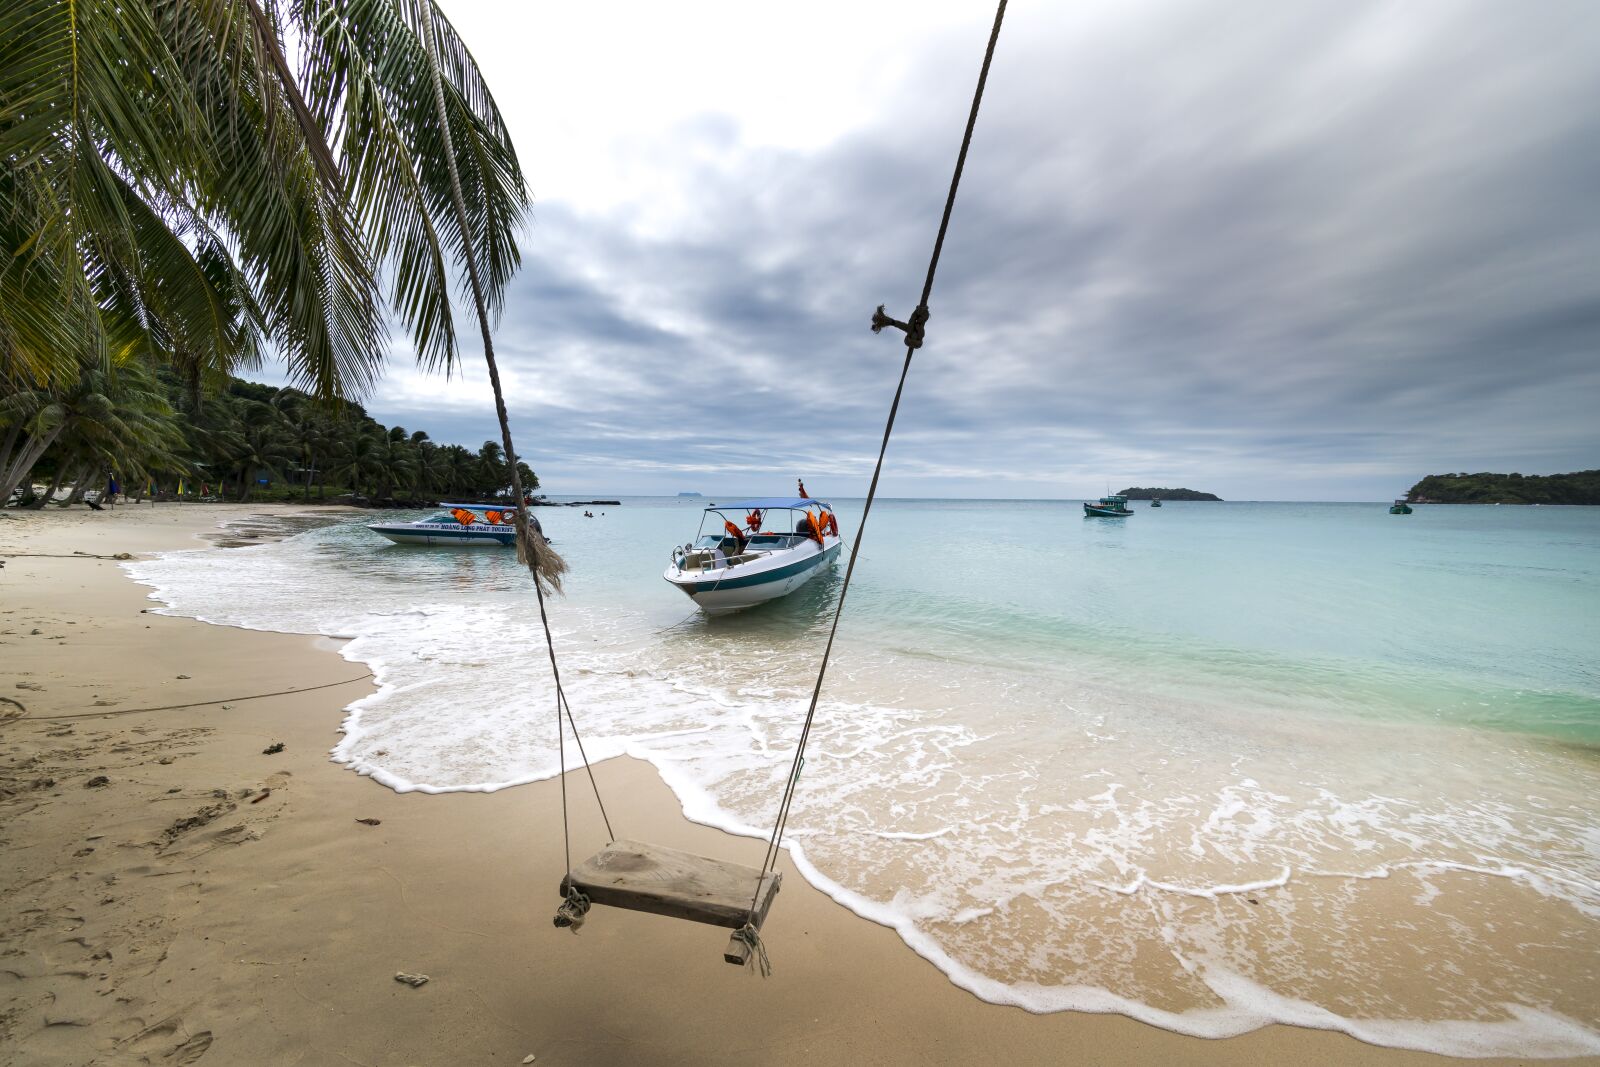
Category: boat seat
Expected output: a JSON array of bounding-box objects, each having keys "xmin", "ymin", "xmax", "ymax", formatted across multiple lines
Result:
[{"xmin": 562, "ymin": 840, "xmax": 781, "ymax": 964}]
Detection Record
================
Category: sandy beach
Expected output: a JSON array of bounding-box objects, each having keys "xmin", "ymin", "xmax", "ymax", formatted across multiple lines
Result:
[{"xmin": 1, "ymin": 503, "xmax": 1592, "ymax": 1066}]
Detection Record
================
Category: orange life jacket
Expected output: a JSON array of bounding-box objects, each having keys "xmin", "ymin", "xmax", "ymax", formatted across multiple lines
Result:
[
  {"xmin": 452, "ymin": 508, "xmax": 476, "ymax": 526},
  {"xmin": 485, "ymin": 510, "xmax": 503, "ymax": 525},
  {"xmin": 745, "ymin": 510, "xmax": 763, "ymax": 532},
  {"xmin": 724, "ymin": 519, "xmax": 744, "ymax": 542},
  {"xmin": 803, "ymin": 510, "xmax": 824, "ymax": 544}
]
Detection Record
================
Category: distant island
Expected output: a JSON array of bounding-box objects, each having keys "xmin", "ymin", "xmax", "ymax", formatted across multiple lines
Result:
[
  {"xmin": 1119, "ymin": 487, "xmax": 1222, "ymax": 501},
  {"xmin": 677, "ymin": 491, "xmax": 703, "ymax": 497},
  {"xmin": 1406, "ymin": 470, "xmax": 1600, "ymax": 505}
]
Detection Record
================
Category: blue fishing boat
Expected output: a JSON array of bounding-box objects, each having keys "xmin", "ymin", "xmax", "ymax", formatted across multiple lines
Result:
[{"xmin": 1084, "ymin": 494, "xmax": 1133, "ymax": 517}]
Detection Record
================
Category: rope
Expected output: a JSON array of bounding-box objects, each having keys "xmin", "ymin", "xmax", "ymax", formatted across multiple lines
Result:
[
  {"xmin": 0, "ymin": 552, "xmax": 137, "ymax": 560},
  {"xmin": 527, "ymin": 551, "xmax": 615, "ymax": 880},
  {"xmin": 552, "ymin": 885, "xmax": 591, "ymax": 932},
  {"xmin": 0, "ymin": 673, "xmax": 375, "ymax": 726},
  {"xmin": 561, "ymin": 689, "xmax": 615, "ymax": 842},
  {"xmin": 732, "ymin": 923, "xmax": 772, "ymax": 977},
  {"xmin": 419, "ymin": 7, "xmax": 611, "ymax": 886},
  {"xmin": 747, "ymin": 0, "xmax": 1009, "ymax": 920}
]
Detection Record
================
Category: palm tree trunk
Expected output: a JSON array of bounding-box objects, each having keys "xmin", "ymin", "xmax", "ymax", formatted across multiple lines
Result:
[
  {"xmin": 419, "ymin": 8, "xmax": 563, "ymax": 594},
  {"xmin": 0, "ymin": 424, "xmax": 65, "ymax": 504},
  {"xmin": 32, "ymin": 463, "xmax": 70, "ymax": 508},
  {"xmin": 0, "ymin": 423, "xmax": 20, "ymax": 485},
  {"xmin": 63, "ymin": 464, "xmax": 94, "ymax": 505}
]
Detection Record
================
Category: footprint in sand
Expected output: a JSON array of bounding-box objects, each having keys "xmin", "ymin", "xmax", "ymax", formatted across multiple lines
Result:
[
  {"xmin": 124, "ymin": 1018, "xmax": 213, "ymax": 1062},
  {"xmin": 173, "ymin": 1031, "xmax": 214, "ymax": 1063}
]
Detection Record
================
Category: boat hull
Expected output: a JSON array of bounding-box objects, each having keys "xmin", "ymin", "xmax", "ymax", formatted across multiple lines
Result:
[
  {"xmin": 1083, "ymin": 505, "xmax": 1131, "ymax": 517},
  {"xmin": 367, "ymin": 523, "xmax": 515, "ymax": 546},
  {"xmin": 664, "ymin": 539, "xmax": 840, "ymax": 614}
]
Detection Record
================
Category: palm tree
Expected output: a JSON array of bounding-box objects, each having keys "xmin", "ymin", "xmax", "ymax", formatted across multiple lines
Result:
[
  {"xmin": 0, "ymin": 357, "xmax": 180, "ymax": 502},
  {"xmin": 441, "ymin": 444, "xmax": 478, "ymax": 499},
  {"xmin": 330, "ymin": 430, "xmax": 384, "ymax": 500},
  {"xmin": 229, "ymin": 399, "xmax": 293, "ymax": 501},
  {"xmin": 2, "ymin": 0, "xmax": 531, "ymax": 497},
  {"xmin": 372, "ymin": 427, "xmax": 417, "ymax": 501},
  {"xmin": 417, "ymin": 8, "xmax": 564, "ymax": 592}
]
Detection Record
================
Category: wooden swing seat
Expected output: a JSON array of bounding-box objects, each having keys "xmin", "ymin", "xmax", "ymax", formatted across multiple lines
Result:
[{"xmin": 561, "ymin": 840, "xmax": 781, "ymax": 965}]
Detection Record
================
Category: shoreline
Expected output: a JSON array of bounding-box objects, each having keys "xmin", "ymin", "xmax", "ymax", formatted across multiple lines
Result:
[{"xmin": 1, "ymin": 504, "xmax": 1593, "ymax": 1064}]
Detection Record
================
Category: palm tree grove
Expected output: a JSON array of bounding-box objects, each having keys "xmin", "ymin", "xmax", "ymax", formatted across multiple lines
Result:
[{"xmin": 2, "ymin": 0, "xmax": 541, "ymax": 517}]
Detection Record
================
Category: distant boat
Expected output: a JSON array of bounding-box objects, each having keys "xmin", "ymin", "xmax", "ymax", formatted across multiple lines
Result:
[
  {"xmin": 1085, "ymin": 494, "xmax": 1133, "ymax": 518},
  {"xmin": 367, "ymin": 504, "xmax": 519, "ymax": 546},
  {"xmin": 1389, "ymin": 500, "xmax": 1413, "ymax": 515},
  {"xmin": 1151, "ymin": 498, "xmax": 1162, "ymax": 508}
]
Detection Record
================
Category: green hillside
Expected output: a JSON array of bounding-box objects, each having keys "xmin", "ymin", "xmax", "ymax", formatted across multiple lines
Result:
[{"xmin": 1406, "ymin": 471, "xmax": 1600, "ymax": 505}]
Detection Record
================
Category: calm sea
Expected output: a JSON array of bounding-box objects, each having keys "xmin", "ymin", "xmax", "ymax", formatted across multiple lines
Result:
[{"xmin": 130, "ymin": 498, "xmax": 1600, "ymax": 1056}]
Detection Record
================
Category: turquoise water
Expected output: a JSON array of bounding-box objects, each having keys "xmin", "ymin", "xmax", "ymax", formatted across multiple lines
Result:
[
  {"xmin": 131, "ymin": 499, "xmax": 1600, "ymax": 1056},
  {"xmin": 541, "ymin": 497, "xmax": 1600, "ymax": 743},
  {"xmin": 822, "ymin": 499, "xmax": 1600, "ymax": 739}
]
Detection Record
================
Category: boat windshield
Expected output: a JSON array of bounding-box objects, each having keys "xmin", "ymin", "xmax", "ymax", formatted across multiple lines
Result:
[
  {"xmin": 694, "ymin": 534, "xmax": 741, "ymax": 553},
  {"xmin": 745, "ymin": 533, "xmax": 802, "ymax": 549}
]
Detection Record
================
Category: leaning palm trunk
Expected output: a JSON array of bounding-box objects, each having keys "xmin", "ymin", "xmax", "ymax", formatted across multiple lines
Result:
[
  {"xmin": 31, "ymin": 462, "xmax": 70, "ymax": 507},
  {"xmin": 0, "ymin": 424, "xmax": 64, "ymax": 505},
  {"xmin": 63, "ymin": 464, "xmax": 94, "ymax": 505},
  {"xmin": 418, "ymin": 9, "xmax": 565, "ymax": 595}
]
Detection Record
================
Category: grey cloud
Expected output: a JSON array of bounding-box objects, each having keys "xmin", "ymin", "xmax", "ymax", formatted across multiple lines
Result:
[{"xmin": 361, "ymin": 0, "xmax": 1599, "ymax": 500}]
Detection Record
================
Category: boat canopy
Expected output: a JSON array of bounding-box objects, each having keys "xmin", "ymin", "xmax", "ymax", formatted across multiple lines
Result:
[{"xmin": 706, "ymin": 498, "xmax": 830, "ymax": 511}]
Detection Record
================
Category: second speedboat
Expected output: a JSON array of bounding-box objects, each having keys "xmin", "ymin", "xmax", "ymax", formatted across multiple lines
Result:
[
  {"xmin": 367, "ymin": 504, "xmax": 519, "ymax": 546},
  {"xmin": 664, "ymin": 497, "xmax": 842, "ymax": 614}
]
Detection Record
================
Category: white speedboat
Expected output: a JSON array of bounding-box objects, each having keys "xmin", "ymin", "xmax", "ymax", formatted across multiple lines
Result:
[
  {"xmin": 664, "ymin": 498, "xmax": 842, "ymax": 614},
  {"xmin": 367, "ymin": 504, "xmax": 519, "ymax": 546}
]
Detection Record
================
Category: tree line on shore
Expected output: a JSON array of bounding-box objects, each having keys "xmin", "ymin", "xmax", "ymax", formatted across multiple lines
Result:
[
  {"xmin": 1118, "ymin": 487, "xmax": 1222, "ymax": 501},
  {"xmin": 4, "ymin": 370, "xmax": 537, "ymax": 507},
  {"xmin": 1406, "ymin": 471, "xmax": 1600, "ymax": 505}
]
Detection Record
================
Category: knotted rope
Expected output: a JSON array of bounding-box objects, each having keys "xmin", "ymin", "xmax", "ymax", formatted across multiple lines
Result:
[
  {"xmin": 553, "ymin": 885, "xmax": 592, "ymax": 932},
  {"xmin": 742, "ymin": 0, "xmax": 1011, "ymax": 968},
  {"xmin": 732, "ymin": 923, "xmax": 772, "ymax": 977}
]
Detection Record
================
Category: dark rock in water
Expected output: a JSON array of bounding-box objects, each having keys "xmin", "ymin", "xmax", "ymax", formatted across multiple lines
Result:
[{"xmin": 1120, "ymin": 487, "xmax": 1222, "ymax": 501}]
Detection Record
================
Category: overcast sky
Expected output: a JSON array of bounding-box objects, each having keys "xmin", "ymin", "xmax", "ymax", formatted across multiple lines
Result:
[{"xmin": 338, "ymin": 0, "xmax": 1599, "ymax": 500}]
